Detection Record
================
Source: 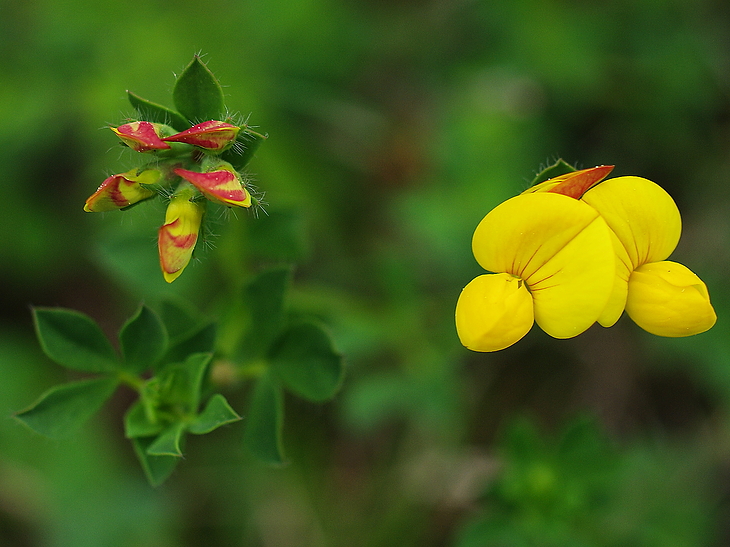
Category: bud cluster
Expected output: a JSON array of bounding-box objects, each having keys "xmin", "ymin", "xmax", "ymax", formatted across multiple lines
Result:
[{"xmin": 84, "ymin": 120, "xmax": 254, "ymax": 282}]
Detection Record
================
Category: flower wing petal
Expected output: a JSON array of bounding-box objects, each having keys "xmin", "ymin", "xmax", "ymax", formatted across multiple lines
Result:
[
  {"xmin": 626, "ymin": 261, "xmax": 716, "ymax": 337},
  {"xmin": 596, "ymin": 229, "xmax": 633, "ymax": 327},
  {"xmin": 455, "ymin": 273, "xmax": 534, "ymax": 352}
]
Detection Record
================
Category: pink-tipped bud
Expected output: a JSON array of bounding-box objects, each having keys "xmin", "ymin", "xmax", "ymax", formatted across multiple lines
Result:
[
  {"xmin": 174, "ymin": 165, "xmax": 251, "ymax": 208},
  {"xmin": 84, "ymin": 169, "xmax": 159, "ymax": 212},
  {"xmin": 111, "ymin": 121, "xmax": 172, "ymax": 152},
  {"xmin": 158, "ymin": 193, "xmax": 205, "ymax": 283},
  {"xmin": 162, "ymin": 121, "xmax": 240, "ymax": 152}
]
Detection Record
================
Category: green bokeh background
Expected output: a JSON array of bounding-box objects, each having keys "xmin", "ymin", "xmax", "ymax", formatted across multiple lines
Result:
[{"xmin": 2, "ymin": 0, "xmax": 730, "ymax": 545}]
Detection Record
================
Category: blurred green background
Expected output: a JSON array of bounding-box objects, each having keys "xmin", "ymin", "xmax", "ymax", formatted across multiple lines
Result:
[{"xmin": 2, "ymin": 0, "xmax": 730, "ymax": 545}]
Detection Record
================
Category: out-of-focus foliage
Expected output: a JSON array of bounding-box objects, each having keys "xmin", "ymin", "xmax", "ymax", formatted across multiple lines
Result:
[{"xmin": 2, "ymin": 0, "xmax": 730, "ymax": 545}]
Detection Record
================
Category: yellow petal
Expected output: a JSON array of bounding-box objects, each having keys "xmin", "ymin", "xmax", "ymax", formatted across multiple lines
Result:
[
  {"xmin": 582, "ymin": 176, "xmax": 681, "ymax": 269},
  {"xmin": 527, "ymin": 213, "xmax": 615, "ymax": 338},
  {"xmin": 626, "ymin": 261, "xmax": 716, "ymax": 337},
  {"xmin": 455, "ymin": 273, "xmax": 534, "ymax": 352},
  {"xmin": 472, "ymin": 193, "xmax": 615, "ymax": 338}
]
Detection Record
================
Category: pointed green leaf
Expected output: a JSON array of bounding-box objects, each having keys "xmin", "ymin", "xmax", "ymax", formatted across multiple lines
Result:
[
  {"xmin": 15, "ymin": 377, "xmax": 119, "ymax": 438},
  {"xmin": 157, "ymin": 298, "xmax": 205, "ymax": 341},
  {"xmin": 146, "ymin": 422, "xmax": 187, "ymax": 457},
  {"xmin": 32, "ymin": 307, "xmax": 119, "ymax": 372},
  {"xmin": 243, "ymin": 374, "xmax": 286, "ymax": 464},
  {"xmin": 530, "ymin": 158, "xmax": 576, "ymax": 186},
  {"xmin": 173, "ymin": 55, "xmax": 225, "ymax": 122},
  {"xmin": 221, "ymin": 128, "xmax": 268, "ymax": 171},
  {"xmin": 236, "ymin": 266, "xmax": 292, "ymax": 362},
  {"xmin": 124, "ymin": 400, "xmax": 165, "ymax": 439},
  {"xmin": 127, "ymin": 90, "xmax": 190, "ymax": 131},
  {"xmin": 269, "ymin": 322, "xmax": 344, "ymax": 402},
  {"xmin": 132, "ymin": 436, "xmax": 181, "ymax": 487},
  {"xmin": 158, "ymin": 352, "xmax": 212, "ymax": 412},
  {"xmin": 119, "ymin": 305, "xmax": 169, "ymax": 373},
  {"xmin": 188, "ymin": 394, "xmax": 242, "ymax": 435},
  {"xmin": 163, "ymin": 322, "xmax": 216, "ymax": 366}
]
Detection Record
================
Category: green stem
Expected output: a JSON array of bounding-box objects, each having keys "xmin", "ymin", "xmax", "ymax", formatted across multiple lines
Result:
[{"xmin": 117, "ymin": 371, "xmax": 145, "ymax": 392}]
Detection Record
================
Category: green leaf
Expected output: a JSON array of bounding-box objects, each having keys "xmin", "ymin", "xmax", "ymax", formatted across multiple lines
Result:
[
  {"xmin": 188, "ymin": 394, "xmax": 242, "ymax": 435},
  {"xmin": 173, "ymin": 55, "xmax": 225, "ymax": 122},
  {"xmin": 221, "ymin": 128, "xmax": 268, "ymax": 171},
  {"xmin": 15, "ymin": 377, "xmax": 119, "ymax": 438},
  {"xmin": 235, "ymin": 266, "xmax": 292, "ymax": 362},
  {"xmin": 158, "ymin": 352, "xmax": 212, "ymax": 412},
  {"xmin": 33, "ymin": 308, "xmax": 119, "ymax": 372},
  {"xmin": 243, "ymin": 374, "xmax": 286, "ymax": 464},
  {"xmin": 119, "ymin": 305, "xmax": 168, "ymax": 373},
  {"xmin": 530, "ymin": 158, "xmax": 576, "ymax": 186},
  {"xmin": 156, "ymin": 298, "xmax": 204, "ymax": 341},
  {"xmin": 269, "ymin": 322, "xmax": 344, "ymax": 402},
  {"xmin": 146, "ymin": 422, "xmax": 187, "ymax": 457},
  {"xmin": 132, "ymin": 436, "xmax": 181, "ymax": 487},
  {"xmin": 126, "ymin": 90, "xmax": 190, "ymax": 131},
  {"xmin": 163, "ymin": 322, "xmax": 216, "ymax": 366},
  {"xmin": 124, "ymin": 400, "xmax": 165, "ymax": 439}
]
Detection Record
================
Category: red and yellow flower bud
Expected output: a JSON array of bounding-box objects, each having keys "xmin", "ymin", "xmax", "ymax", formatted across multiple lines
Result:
[
  {"xmin": 163, "ymin": 121, "xmax": 240, "ymax": 152},
  {"xmin": 111, "ymin": 121, "xmax": 172, "ymax": 152},
  {"xmin": 84, "ymin": 169, "xmax": 159, "ymax": 212},
  {"xmin": 158, "ymin": 193, "xmax": 205, "ymax": 283},
  {"xmin": 174, "ymin": 164, "xmax": 251, "ymax": 208}
]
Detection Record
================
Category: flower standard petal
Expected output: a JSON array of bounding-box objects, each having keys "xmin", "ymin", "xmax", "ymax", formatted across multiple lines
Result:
[
  {"xmin": 582, "ymin": 176, "xmax": 681, "ymax": 268},
  {"xmin": 455, "ymin": 273, "xmax": 534, "ymax": 352},
  {"xmin": 626, "ymin": 261, "xmax": 716, "ymax": 337},
  {"xmin": 472, "ymin": 192, "xmax": 615, "ymax": 339}
]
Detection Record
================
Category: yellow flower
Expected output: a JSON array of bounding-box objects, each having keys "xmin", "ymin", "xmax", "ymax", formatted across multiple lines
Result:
[
  {"xmin": 457, "ymin": 165, "xmax": 716, "ymax": 351},
  {"xmin": 456, "ymin": 192, "xmax": 615, "ymax": 352}
]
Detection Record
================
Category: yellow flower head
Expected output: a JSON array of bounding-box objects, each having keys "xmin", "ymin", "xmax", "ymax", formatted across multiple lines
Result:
[{"xmin": 457, "ymin": 165, "xmax": 716, "ymax": 352}]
